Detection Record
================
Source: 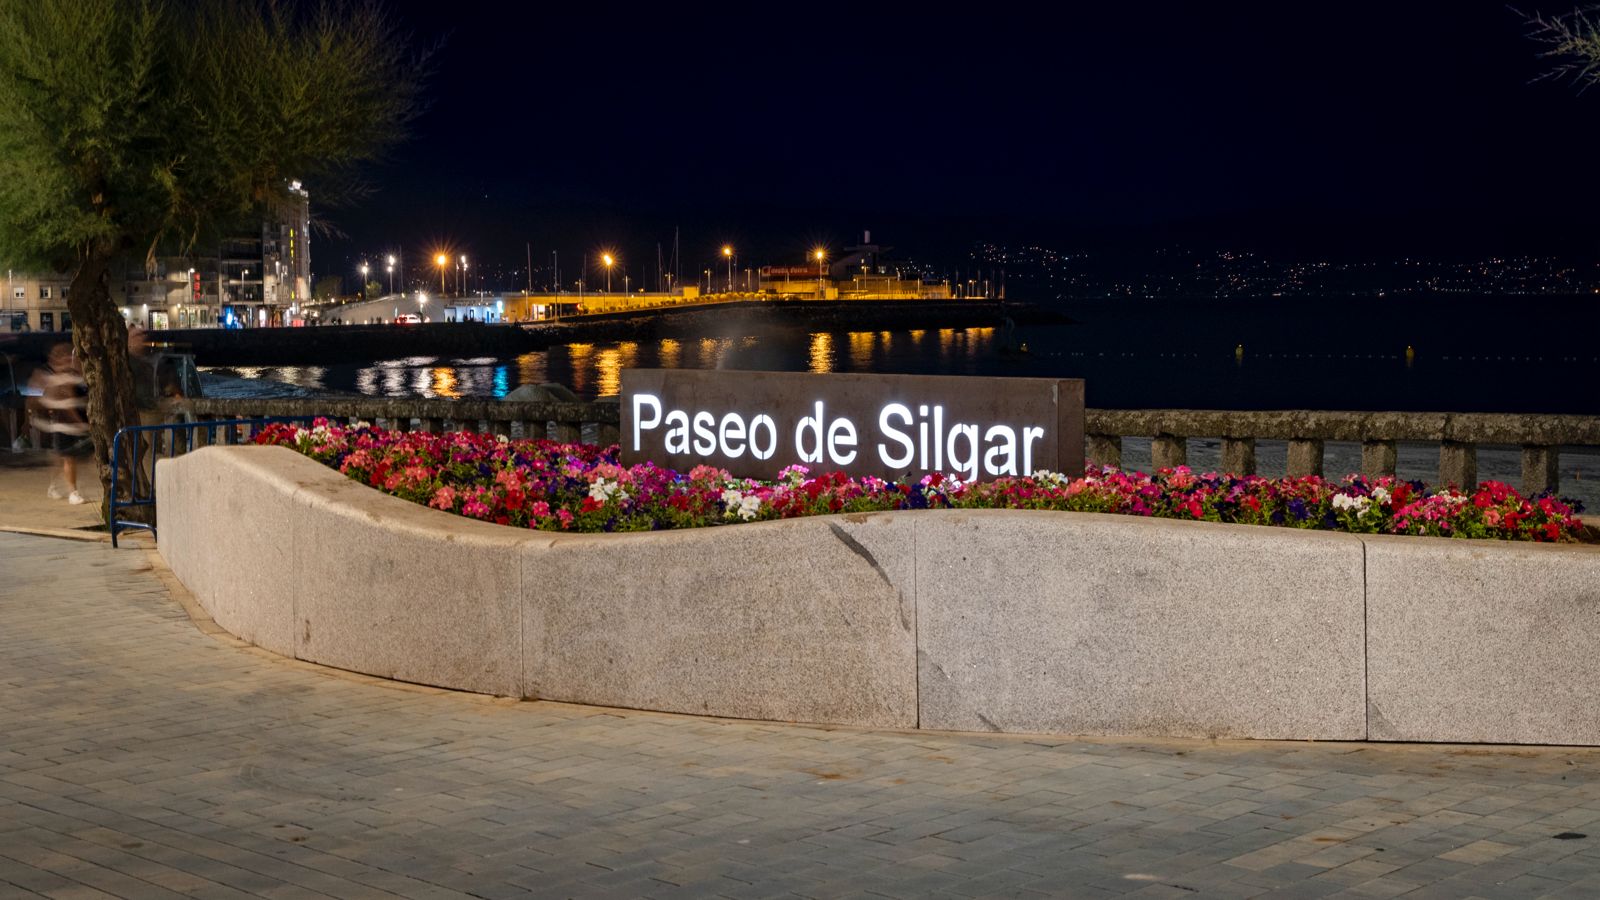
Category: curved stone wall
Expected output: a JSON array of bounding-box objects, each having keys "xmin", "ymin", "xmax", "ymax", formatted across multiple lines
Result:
[{"xmin": 157, "ymin": 446, "xmax": 1600, "ymax": 744}]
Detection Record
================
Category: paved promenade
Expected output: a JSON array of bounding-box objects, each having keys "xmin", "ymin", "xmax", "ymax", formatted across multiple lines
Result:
[{"xmin": 3, "ymin": 533, "xmax": 1600, "ymax": 899}]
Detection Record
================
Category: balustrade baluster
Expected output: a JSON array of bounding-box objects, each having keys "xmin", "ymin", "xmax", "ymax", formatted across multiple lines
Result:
[
  {"xmin": 1221, "ymin": 437, "xmax": 1257, "ymax": 476},
  {"xmin": 1086, "ymin": 434, "xmax": 1122, "ymax": 470},
  {"xmin": 1437, "ymin": 440, "xmax": 1477, "ymax": 490},
  {"xmin": 1522, "ymin": 444, "xmax": 1561, "ymax": 497},
  {"xmin": 1287, "ymin": 438, "xmax": 1324, "ymax": 477},
  {"xmin": 1151, "ymin": 434, "xmax": 1187, "ymax": 470},
  {"xmin": 1361, "ymin": 440, "xmax": 1397, "ymax": 480},
  {"xmin": 597, "ymin": 423, "xmax": 621, "ymax": 448},
  {"xmin": 551, "ymin": 421, "xmax": 582, "ymax": 444}
]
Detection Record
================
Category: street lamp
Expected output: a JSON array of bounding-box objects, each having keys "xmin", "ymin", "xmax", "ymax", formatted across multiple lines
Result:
[
  {"xmin": 458, "ymin": 255, "xmax": 467, "ymax": 297},
  {"xmin": 602, "ymin": 253, "xmax": 615, "ymax": 293},
  {"xmin": 435, "ymin": 253, "xmax": 448, "ymax": 296},
  {"xmin": 722, "ymin": 245, "xmax": 733, "ymax": 293},
  {"xmin": 359, "ymin": 262, "xmax": 369, "ymax": 298},
  {"xmin": 386, "ymin": 254, "xmax": 396, "ymax": 294}
]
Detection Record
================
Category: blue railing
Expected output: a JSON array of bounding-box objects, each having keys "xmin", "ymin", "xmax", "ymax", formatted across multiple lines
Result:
[{"xmin": 110, "ymin": 416, "xmax": 317, "ymax": 548}]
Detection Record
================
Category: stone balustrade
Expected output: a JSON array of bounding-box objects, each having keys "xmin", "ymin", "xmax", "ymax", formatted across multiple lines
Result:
[
  {"xmin": 182, "ymin": 397, "xmax": 1600, "ymax": 495},
  {"xmin": 1084, "ymin": 409, "xmax": 1600, "ymax": 496},
  {"xmin": 183, "ymin": 397, "xmax": 621, "ymax": 447}
]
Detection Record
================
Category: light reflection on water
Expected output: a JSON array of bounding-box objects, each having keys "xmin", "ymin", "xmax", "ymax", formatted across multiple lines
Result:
[
  {"xmin": 205, "ymin": 327, "xmax": 1001, "ymax": 401},
  {"xmin": 808, "ymin": 333, "xmax": 833, "ymax": 373}
]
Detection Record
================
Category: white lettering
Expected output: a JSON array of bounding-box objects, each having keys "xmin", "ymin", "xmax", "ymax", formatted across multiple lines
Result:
[
  {"xmin": 984, "ymin": 425, "xmax": 1018, "ymax": 476},
  {"xmin": 631, "ymin": 393, "xmax": 662, "ymax": 451},
  {"xmin": 932, "ymin": 405, "xmax": 944, "ymax": 472},
  {"xmin": 918, "ymin": 404, "xmax": 930, "ymax": 470},
  {"xmin": 878, "ymin": 403, "xmax": 915, "ymax": 468},
  {"xmin": 947, "ymin": 423, "xmax": 980, "ymax": 481},
  {"xmin": 1022, "ymin": 426, "xmax": 1045, "ymax": 475},
  {"xmin": 749, "ymin": 414, "xmax": 778, "ymax": 460},
  {"xmin": 691, "ymin": 411, "xmax": 716, "ymax": 456},
  {"xmin": 827, "ymin": 417, "xmax": 858, "ymax": 466},
  {"xmin": 718, "ymin": 413, "xmax": 746, "ymax": 457},
  {"xmin": 794, "ymin": 400, "xmax": 825, "ymax": 464},
  {"xmin": 664, "ymin": 410, "xmax": 690, "ymax": 454}
]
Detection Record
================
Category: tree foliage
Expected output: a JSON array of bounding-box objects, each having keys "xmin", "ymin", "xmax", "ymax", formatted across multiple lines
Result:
[
  {"xmin": 0, "ymin": 0, "xmax": 425, "ymax": 269},
  {"xmin": 0, "ymin": 0, "xmax": 425, "ymax": 510},
  {"xmin": 1524, "ymin": 6, "xmax": 1600, "ymax": 89}
]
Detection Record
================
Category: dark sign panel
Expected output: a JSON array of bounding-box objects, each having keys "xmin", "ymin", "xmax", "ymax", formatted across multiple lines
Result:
[{"xmin": 619, "ymin": 369, "xmax": 1085, "ymax": 481}]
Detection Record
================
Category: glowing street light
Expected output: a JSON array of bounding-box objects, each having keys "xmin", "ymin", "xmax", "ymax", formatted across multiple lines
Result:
[
  {"xmin": 386, "ymin": 254, "xmax": 396, "ymax": 294},
  {"xmin": 602, "ymin": 253, "xmax": 615, "ymax": 293},
  {"xmin": 723, "ymin": 245, "xmax": 734, "ymax": 293},
  {"xmin": 359, "ymin": 262, "xmax": 370, "ymax": 297},
  {"xmin": 435, "ymin": 253, "xmax": 448, "ymax": 296}
]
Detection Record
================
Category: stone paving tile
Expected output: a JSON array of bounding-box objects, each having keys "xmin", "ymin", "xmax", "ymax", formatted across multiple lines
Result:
[{"xmin": 6, "ymin": 532, "xmax": 1600, "ymax": 899}]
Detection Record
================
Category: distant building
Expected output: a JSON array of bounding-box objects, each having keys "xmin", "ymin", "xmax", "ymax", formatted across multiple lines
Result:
[
  {"xmin": 759, "ymin": 231, "xmax": 951, "ymax": 299},
  {"xmin": 0, "ymin": 181, "xmax": 311, "ymax": 332}
]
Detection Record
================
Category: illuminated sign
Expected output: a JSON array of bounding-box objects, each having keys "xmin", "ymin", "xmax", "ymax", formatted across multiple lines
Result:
[{"xmin": 620, "ymin": 369, "xmax": 1084, "ymax": 481}]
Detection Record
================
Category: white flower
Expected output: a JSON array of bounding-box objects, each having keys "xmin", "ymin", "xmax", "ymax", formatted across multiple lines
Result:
[
  {"xmin": 1031, "ymin": 469, "xmax": 1072, "ymax": 488},
  {"xmin": 588, "ymin": 478, "xmax": 627, "ymax": 503},
  {"xmin": 1371, "ymin": 486, "xmax": 1390, "ymax": 504},
  {"xmin": 1332, "ymin": 494, "xmax": 1372, "ymax": 514},
  {"xmin": 720, "ymin": 489, "xmax": 762, "ymax": 520},
  {"xmin": 736, "ymin": 494, "xmax": 762, "ymax": 521}
]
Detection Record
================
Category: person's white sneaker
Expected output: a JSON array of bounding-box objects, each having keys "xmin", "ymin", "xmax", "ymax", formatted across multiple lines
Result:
[
  {"xmin": 67, "ymin": 491, "xmax": 85, "ymax": 505},
  {"xmin": 47, "ymin": 485, "xmax": 64, "ymax": 500}
]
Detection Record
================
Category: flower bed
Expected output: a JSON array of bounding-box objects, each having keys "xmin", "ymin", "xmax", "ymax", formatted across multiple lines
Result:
[{"xmin": 254, "ymin": 420, "xmax": 1587, "ymax": 542}]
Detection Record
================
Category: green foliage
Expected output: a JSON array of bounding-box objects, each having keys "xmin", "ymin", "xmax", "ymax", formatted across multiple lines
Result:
[
  {"xmin": 314, "ymin": 274, "xmax": 343, "ymax": 299},
  {"xmin": 1526, "ymin": 6, "xmax": 1600, "ymax": 88},
  {"xmin": 0, "ymin": 0, "xmax": 425, "ymax": 272}
]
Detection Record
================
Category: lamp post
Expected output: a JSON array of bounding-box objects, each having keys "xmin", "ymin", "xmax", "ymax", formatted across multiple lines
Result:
[
  {"xmin": 386, "ymin": 254, "xmax": 396, "ymax": 294},
  {"xmin": 458, "ymin": 255, "xmax": 467, "ymax": 297},
  {"xmin": 602, "ymin": 253, "xmax": 614, "ymax": 294},
  {"xmin": 359, "ymin": 262, "xmax": 369, "ymax": 299},
  {"xmin": 814, "ymin": 249, "xmax": 827, "ymax": 300},
  {"xmin": 722, "ymin": 245, "xmax": 733, "ymax": 293},
  {"xmin": 435, "ymin": 253, "xmax": 448, "ymax": 296}
]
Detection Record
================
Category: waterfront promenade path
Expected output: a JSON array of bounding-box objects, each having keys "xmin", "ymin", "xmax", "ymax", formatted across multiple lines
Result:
[
  {"xmin": 4, "ymin": 534, "xmax": 1600, "ymax": 899},
  {"xmin": 0, "ymin": 452, "xmax": 108, "ymax": 538}
]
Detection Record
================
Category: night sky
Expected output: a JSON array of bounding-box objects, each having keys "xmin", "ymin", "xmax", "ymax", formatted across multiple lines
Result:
[{"xmin": 323, "ymin": 3, "xmax": 1600, "ymax": 285}]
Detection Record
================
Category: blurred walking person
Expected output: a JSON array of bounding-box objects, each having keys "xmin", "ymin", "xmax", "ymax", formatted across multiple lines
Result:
[{"xmin": 28, "ymin": 342, "xmax": 90, "ymax": 504}]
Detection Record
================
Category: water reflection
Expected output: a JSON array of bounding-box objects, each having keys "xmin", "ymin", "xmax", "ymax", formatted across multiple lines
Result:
[
  {"xmin": 659, "ymin": 338, "xmax": 681, "ymax": 368},
  {"xmin": 594, "ymin": 341, "xmax": 639, "ymax": 397},
  {"xmin": 430, "ymin": 367, "xmax": 459, "ymax": 398},
  {"xmin": 847, "ymin": 331, "xmax": 875, "ymax": 368},
  {"xmin": 566, "ymin": 343, "xmax": 595, "ymax": 396},
  {"xmin": 516, "ymin": 351, "xmax": 548, "ymax": 387},
  {"xmin": 808, "ymin": 333, "xmax": 834, "ymax": 373},
  {"xmin": 209, "ymin": 325, "xmax": 1001, "ymax": 400}
]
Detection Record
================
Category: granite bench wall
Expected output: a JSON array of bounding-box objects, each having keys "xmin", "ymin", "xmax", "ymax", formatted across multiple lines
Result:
[{"xmin": 157, "ymin": 445, "xmax": 1600, "ymax": 743}]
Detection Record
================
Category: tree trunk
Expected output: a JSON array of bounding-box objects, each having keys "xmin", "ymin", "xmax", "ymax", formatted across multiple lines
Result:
[{"xmin": 66, "ymin": 247, "xmax": 143, "ymax": 524}]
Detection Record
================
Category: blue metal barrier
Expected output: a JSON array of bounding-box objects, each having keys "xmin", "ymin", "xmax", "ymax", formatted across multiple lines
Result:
[{"xmin": 110, "ymin": 417, "xmax": 317, "ymax": 548}]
